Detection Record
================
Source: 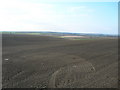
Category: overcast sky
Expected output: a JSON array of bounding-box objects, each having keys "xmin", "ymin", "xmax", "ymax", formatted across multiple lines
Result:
[{"xmin": 0, "ymin": 0, "xmax": 118, "ymax": 35}]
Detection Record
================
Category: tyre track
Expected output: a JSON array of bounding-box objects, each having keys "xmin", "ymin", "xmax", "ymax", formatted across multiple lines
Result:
[{"xmin": 48, "ymin": 58, "xmax": 95, "ymax": 88}]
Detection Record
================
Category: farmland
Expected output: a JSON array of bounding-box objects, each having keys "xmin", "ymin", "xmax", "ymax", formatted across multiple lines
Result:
[{"xmin": 2, "ymin": 33, "xmax": 118, "ymax": 88}]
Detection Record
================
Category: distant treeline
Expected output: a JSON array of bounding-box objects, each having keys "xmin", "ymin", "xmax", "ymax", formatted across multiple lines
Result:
[{"xmin": 2, "ymin": 31, "xmax": 118, "ymax": 37}]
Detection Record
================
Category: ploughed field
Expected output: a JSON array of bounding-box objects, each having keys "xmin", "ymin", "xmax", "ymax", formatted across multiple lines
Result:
[{"xmin": 2, "ymin": 34, "xmax": 118, "ymax": 88}]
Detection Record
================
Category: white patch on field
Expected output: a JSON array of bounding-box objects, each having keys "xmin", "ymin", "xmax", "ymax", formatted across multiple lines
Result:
[
  {"xmin": 62, "ymin": 36, "xmax": 84, "ymax": 38},
  {"xmin": 73, "ymin": 65, "xmax": 77, "ymax": 68},
  {"xmin": 4, "ymin": 58, "xmax": 9, "ymax": 61},
  {"xmin": 90, "ymin": 64, "xmax": 95, "ymax": 71},
  {"xmin": 92, "ymin": 67, "xmax": 95, "ymax": 71}
]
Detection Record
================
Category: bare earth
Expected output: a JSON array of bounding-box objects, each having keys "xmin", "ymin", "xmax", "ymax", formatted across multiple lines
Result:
[{"xmin": 2, "ymin": 34, "xmax": 118, "ymax": 88}]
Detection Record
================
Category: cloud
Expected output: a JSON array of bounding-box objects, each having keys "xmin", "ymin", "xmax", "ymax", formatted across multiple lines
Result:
[
  {"xmin": 0, "ymin": 0, "xmax": 94, "ymax": 31},
  {"xmin": 0, "ymin": 1, "xmax": 117, "ymax": 35},
  {"xmin": 68, "ymin": 6, "xmax": 94, "ymax": 14},
  {"xmin": 0, "ymin": 0, "xmax": 59, "ymax": 31},
  {"xmin": 69, "ymin": 6, "xmax": 86, "ymax": 12}
]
